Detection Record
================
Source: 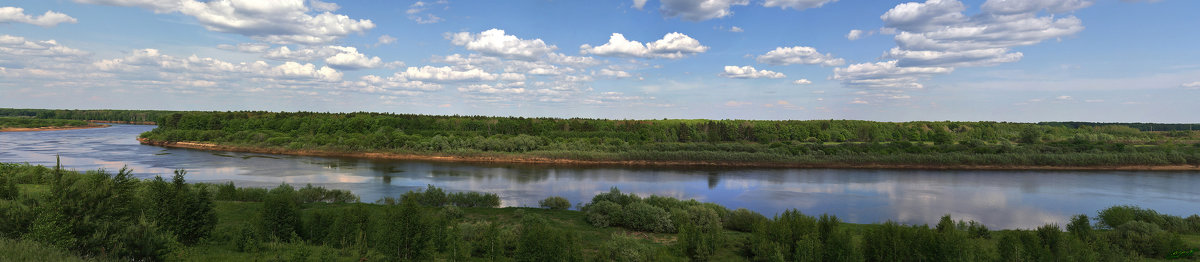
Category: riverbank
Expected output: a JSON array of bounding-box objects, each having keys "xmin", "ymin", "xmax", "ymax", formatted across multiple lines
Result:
[
  {"xmin": 138, "ymin": 138, "xmax": 1200, "ymax": 171},
  {"xmin": 86, "ymin": 120, "xmax": 156, "ymax": 125},
  {"xmin": 0, "ymin": 124, "xmax": 109, "ymax": 132}
]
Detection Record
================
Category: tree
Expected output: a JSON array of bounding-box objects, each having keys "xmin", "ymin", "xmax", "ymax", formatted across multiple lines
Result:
[
  {"xmin": 260, "ymin": 184, "xmax": 302, "ymax": 241},
  {"xmin": 539, "ymin": 196, "xmax": 571, "ymax": 210},
  {"xmin": 376, "ymin": 198, "xmax": 435, "ymax": 260}
]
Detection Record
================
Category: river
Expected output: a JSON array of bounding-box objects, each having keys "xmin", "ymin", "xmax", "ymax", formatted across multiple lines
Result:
[{"xmin": 2, "ymin": 124, "xmax": 1197, "ymax": 229}]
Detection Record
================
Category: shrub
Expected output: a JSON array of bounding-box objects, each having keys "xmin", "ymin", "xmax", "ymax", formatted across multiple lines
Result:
[
  {"xmin": 516, "ymin": 215, "xmax": 582, "ymax": 262},
  {"xmin": 539, "ymin": 196, "xmax": 571, "ymax": 210},
  {"xmin": 376, "ymin": 198, "xmax": 435, "ymax": 260},
  {"xmin": 622, "ymin": 202, "xmax": 674, "ymax": 233},
  {"xmin": 725, "ymin": 208, "xmax": 767, "ymax": 232},
  {"xmin": 260, "ymin": 184, "xmax": 302, "ymax": 241},
  {"xmin": 1066, "ymin": 214, "xmax": 1092, "ymax": 241},
  {"xmin": 448, "ymin": 191, "xmax": 501, "ymax": 208},
  {"xmin": 1112, "ymin": 221, "xmax": 1186, "ymax": 258},
  {"xmin": 591, "ymin": 187, "xmax": 640, "ymax": 206},
  {"xmin": 598, "ymin": 233, "xmax": 653, "ymax": 262},
  {"xmin": 584, "ymin": 201, "xmax": 623, "ymax": 228}
]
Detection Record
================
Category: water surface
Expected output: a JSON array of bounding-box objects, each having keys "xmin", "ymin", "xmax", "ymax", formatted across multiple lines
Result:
[{"xmin": 2, "ymin": 124, "xmax": 1197, "ymax": 229}]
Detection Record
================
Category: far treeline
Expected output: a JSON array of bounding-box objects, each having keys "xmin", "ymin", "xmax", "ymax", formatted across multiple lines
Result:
[
  {"xmin": 130, "ymin": 111, "xmax": 1200, "ymax": 167},
  {"xmin": 0, "ymin": 108, "xmax": 186, "ymax": 124},
  {"xmin": 1, "ymin": 163, "xmax": 1198, "ymax": 261}
]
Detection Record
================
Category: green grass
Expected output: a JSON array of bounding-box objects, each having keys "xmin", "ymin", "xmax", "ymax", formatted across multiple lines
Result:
[{"xmin": 0, "ymin": 237, "xmax": 92, "ymax": 262}]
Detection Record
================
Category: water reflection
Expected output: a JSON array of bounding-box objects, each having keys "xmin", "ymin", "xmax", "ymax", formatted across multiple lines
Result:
[{"xmin": 1, "ymin": 124, "xmax": 1198, "ymax": 229}]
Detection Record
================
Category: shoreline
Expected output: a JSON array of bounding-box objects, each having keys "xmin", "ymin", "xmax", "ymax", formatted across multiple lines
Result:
[
  {"xmin": 0, "ymin": 124, "xmax": 110, "ymax": 132},
  {"xmin": 138, "ymin": 138, "xmax": 1200, "ymax": 171},
  {"xmin": 86, "ymin": 120, "xmax": 156, "ymax": 125}
]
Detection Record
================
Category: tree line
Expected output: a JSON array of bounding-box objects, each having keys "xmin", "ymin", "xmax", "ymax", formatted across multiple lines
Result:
[{"xmin": 3, "ymin": 162, "xmax": 1197, "ymax": 261}]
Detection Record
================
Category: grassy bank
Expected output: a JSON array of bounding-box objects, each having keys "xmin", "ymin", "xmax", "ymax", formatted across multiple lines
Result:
[
  {"xmin": 131, "ymin": 111, "xmax": 1200, "ymax": 169},
  {"xmin": 0, "ymin": 117, "xmax": 104, "ymax": 132},
  {"xmin": 2, "ymin": 162, "xmax": 1198, "ymax": 261}
]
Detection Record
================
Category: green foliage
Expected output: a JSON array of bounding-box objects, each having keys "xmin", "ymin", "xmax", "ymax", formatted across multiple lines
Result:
[
  {"xmin": 376, "ymin": 198, "xmax": 436, "ymax": 260},
  {"xmin": 515, "ymin": 214, "xmax": 583, "ymax": 262},
  {"xmin": 0, "ymin": 117, "xmax": 91, "ymax": 129},
  {"xmin": 1067, "ymin": 214, "xmax": 1093, "ymax": 241},
  {"xmin": 584, "ymin": 200, "xmax": 623, "ymax": 228},
  {"xmin": 623, "ymin": 202, "xmax": 675, "ymax": 233},
  {"xmin": 725, "ymin": 208, "xmax": 767, "ymax": 232},
  {"xmin": 260, "ymin": 184, "xmax": 302, "ymax": 241},
  {"xmin": 675, "ymin": 206, "xmax": 723, "ymax": 261},
  {"xmin": 143, "ymin": 170, "xmax": 217, "ymax": 244},
  {"xmin": 598, "ymin": 233, "xmax": 655, "ymax": 262},
  {"xmin": 539, "ymin": 196, "xmax": 571, "ymax": 210},
  {"xmin": 1111, "ymin": 220, "xmax": 1187, "ymax": 258}
]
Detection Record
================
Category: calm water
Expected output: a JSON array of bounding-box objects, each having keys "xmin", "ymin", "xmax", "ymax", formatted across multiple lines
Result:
[{"xmin": 2, "ymin": 124, "xmax": 1197, "ymax": 229}]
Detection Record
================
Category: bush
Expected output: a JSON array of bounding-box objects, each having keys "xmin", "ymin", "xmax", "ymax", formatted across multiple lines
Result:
[
  {"xmin": 516, "ymin": 215, "xmax": 582, "ymax": 262},
  {"xmin": 1066, "ymin": 214, "xmax": 1092, "ymax": 241},
  {"xmin": 142, "ymin": 170, "xmax": 217, "ymax": 244},
  {"xmin": 585, "ymin": 201, "xmax": 623, "ymax": 228},
  {"xmin": 260, "ymin": 184, "xmax": 302, "ymax": 241},
  {"xmin": 1112, "ymin": 221, "xmax": 1186, "ymax": 258},
  {"xmin": 725, "ymin": 208, "xmax": 767, "ymax": 232},
  {"xmin": 597, "ymin": 233, "xmax": 653, "ymax": 262},
  {"xmin": 622, "ymin": 202, "xmax": 674, "ymax": 233},
  {"xmin": 539, "ymin": 196, "xmax": 571, "ymax": 210},
  {"xmin": 448, "ymin": 191, "xmax": 501, "ymax": 208},
  {"xmin": 376, "ymin": 198, "xmax": 435, "ymax": 260}
]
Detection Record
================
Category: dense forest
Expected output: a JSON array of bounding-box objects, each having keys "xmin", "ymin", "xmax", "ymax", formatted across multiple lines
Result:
[
  {"xmin": 126, "ymin": 111, "xmax": 1200, "ymax": 167},
  {"xmin": 1, "ymin": 162, "xmax": 1197, "ymax": 261},
  {"xmin": 0, "ymin": 108, "xmax": 185, "ymax": 124},
  {"xmin": 0, "ymin": 117, "xmax": 92, "ymax": 129}
]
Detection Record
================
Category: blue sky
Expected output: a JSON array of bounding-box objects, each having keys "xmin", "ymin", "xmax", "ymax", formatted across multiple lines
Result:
[{"xmin": 1, "ymin": 0, "xmax": 1197, "ymax": 122}]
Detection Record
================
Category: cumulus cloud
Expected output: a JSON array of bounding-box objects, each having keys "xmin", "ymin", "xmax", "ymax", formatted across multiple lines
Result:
[
  {"xmin": 633, "ymin": 0, "xmax": 649, "ymax": 10},
  {"xmin": 659, "ymin": 0, "xmax": 748, "ymax": 21},
  {"xmin": 836, "ymin": 0, "xmax": 1091, "ymax": 91},
  {"xmin": 407, "ymin": 0, "xmax": 447, "ymax": 24},
  {"xmin": 594, "ymin": 68, "xmax": 633, "ymax": 78},
  {"xmin": 762, "ymin": 0, "xmax": 838, "ymax": 10},
  {"xmin": 75, "ymin": 0, "xmax": 375, "ymax": 45},
  {"xmin": 376, "ymin": 35, "xmax": 397, "ymax": 46},
  {"xmin": 0, "ymin": 34, "xmax": 90, "ymax": 67},
  {"xmin": 719, "ymin": 65, "xmax": 786, "ymax": 79},
  {"xmin": 756, "ymin": 46, "xmax": 844, "ymax": 66},
  {"xmin": 0, "ymin": 6, "xmax": 77, "ymax": 27},
  {"xmin": 846, "ymin": 29, "xmax": 875, "ymax": 40},
  {"xmin": 1182, "ymin": 81, "xmax": 1200, "ymax": 89},
  {"xmin": 448, "ymin": 29, "xmax": 556, "ymax": 61},
  {"xmin": 793, "ymin": 79, "xmax": 812, "ymax": 85},
  {"xmin": 832, "ymin": 60, "xmax": 952, "ymax": 88},
  {"xmin": 323, "ymin": 46, "xmax": 382, "ymax": 70},
  {"xmin": 580, "ymin": 32, "xmax": 708, "ymax": 59},
  {"xmin": 397, "ymin": 65, "xmax": 524, "ymax": 82},
  {"xmin": 217, "ymin": 43, "xmax": 271, "ymax": 53},
  {"xmin": 341, "ymin": 74, "xmax": 440, "ymax": 96}
]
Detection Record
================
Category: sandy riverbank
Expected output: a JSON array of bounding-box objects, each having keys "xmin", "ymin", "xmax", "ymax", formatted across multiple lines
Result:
[{"xmin": 137, "ymin": 138, "xmax": 1200, "ymax": 171}]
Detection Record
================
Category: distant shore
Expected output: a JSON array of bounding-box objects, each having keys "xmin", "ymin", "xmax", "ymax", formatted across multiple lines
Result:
[
  {"xmin": 138, "ymin": 138, "xmax": 1200, "ymax": 171},
  {"xmin": 87, "ymin": 120, "xmax": 156, "ymax": 125},
  {"xmin": 1, "ymin": 124, "xmax": 110, "ymax": 132}
]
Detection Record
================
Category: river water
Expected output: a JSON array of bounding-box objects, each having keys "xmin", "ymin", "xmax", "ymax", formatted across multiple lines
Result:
[{"xmin": 2, "ymin": 124, "xmax": 1197, "ymax": 229}]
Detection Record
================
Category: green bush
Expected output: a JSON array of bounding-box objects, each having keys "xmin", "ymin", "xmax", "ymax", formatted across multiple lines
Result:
[
  {"xmin": 539, "ymin": 196, "xmax": 571, "ymax": 210},
  {"xmin": 598, "ymin": 233, "xmax": 653, "ymax": 262},
  {"xmin": 1111, "ymin": 221, "xmax": 1186, "ymax": 258},
  {"xmin": 622, "ymin": 202, "xmax": 674, "ymax": 233},
  {"xmin": 725, "ymin": 208, "xmax": 767, "ymax": 232},
  {"xmin": 585, "ymin": 200, "xmax": 623, "ymax": 228},
  {"xmin": 516, "ymin": 215, "xmax": 583, "ymax": 262},
  {"xmin": 260, "ymin": 184, "xmax": 302, "ymax": 241}
]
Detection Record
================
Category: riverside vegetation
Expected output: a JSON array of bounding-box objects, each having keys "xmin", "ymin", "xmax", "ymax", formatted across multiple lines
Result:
[
  {"xmin": 121, "ymin": 111, "xmax": 1200, "ymax": 168},
  {"xmin": 0, "ymin": 117, "xmax": 94, "ymax": 130},
  {"xmin": 1, "ymin": 162, "xmax": 1198, "ymax": 261}
]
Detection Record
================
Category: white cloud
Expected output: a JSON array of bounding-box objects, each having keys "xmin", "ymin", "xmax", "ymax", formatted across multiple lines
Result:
[
  {"xmin": 448, "ymin": 29, "xmax": 556, "ymax": 61},
  {"xmin": 719, "ymin": 65, "xmax": 785, "ymax": 79},
  {"xmin": 458, "ymin": 82, "xmax": 527, "ymax": 95},
  {"xmin": 271, "ymin": 61, "xmax": 342, "ymax": 81},
  {"xmin": 341, "ymin": 74, "xmax": 440, "ymax": 95},
  {"xmin": 307, "ymin": 0, "xmax": 339, "ymax": 11},
  {"xmin": 0, "ymin": 6, "xmax": 77, "ymax": 27},
  {"xmin": 832, "ymin": 60, "xmax": 952, "ymax": 88},
  {"xmin": 659, "ymin": 0, "xmax": 749, "ymax": 21},
  {"xmin": 76, "ymin": 0, "xmax": 375, "ymax": 45},
  {"xmin": 407, "ymin": 1, "xmax": 447, "ymax": 24},
  {"xmin": 217, "ymin": 43, "xmax": 271, "ymax": 53},
  {"xmin": 762, "ymin": 0, "xmax": 838, "ymax": 11},
  {"xmin": 633, "ymin": 0, "xmax": 649, "ymax": 10},
  {"xmin": 0, "ymin": 34, "xmax": 90, "ymax": 67},
  {"xmin": 580, "ymin": 32, "xmax": 708, "ymax": 59},
  {"xmin": 594, "ymin": 68, "xmax": 633, "ymax": 78},
  {"xmin": 376, "ymin": 35, "xmax": 397, "ymax": 46},
  {"xmin": 1182, "ymin": 81, "xmax": 1200, "ymax": 89},
  {"xmin": 323, "ymin": 46, "xmax": 382, "ymax": 70},
  {"xmin": 1084, "ymin": 99, "xmax": 1104, "ymax": 103},
  {"xmin": 1055, "ymin": 95, "xmax": 1072, "ymax": 100},
  {"xmin": 793, "ymin": 79, "xmax": 812, "ymax": 85},
  {"xmin": 756, "ymin": 46, "xmax": 844, "ymax": 66},
  {"xmin": 837, "ymin": 0, "xmax": 1092, "ymax": 92},
  {"xmin": 846, "ymin": 29, "xmax": 874, "ymax": 40},
  {"xmin": 397, "ymin": 65, "xmax": 523, "ymax": 82}
]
